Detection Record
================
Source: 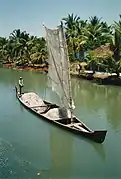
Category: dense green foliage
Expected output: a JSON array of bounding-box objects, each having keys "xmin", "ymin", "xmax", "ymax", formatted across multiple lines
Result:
[
  {"xmin": 62, "ymin": 14, "xmax": 112, "ymax": 60},
  {"xmin": 0, "ymin": 29, "xmax": 47, "ymax": 66},
  {"xmin": 62, "ymin": 14, "xmax": 121, "ymax": 75},
  {"xmin": 1, "ymin": 14, "xmax": 121, "ymax": 75}
]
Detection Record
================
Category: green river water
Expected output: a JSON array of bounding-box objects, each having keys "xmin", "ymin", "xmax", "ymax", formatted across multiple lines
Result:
[{"xmin": 0, "ymin": 68, "xmax": 121, "ymax": 179}]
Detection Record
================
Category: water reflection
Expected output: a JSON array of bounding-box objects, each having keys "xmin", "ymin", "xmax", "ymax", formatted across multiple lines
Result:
[
  {"xmin": 73, "ymin": 133, "xmax": 106, "ymax": 161},
  {"xmin": 16, "ymin": 91, "xmax": 106, "ymax": 178},
  {"xmin": 49, "ymin": 127, "xmax": 106, "ymax": 176},
  {"xmin": 106, "ymin": 87, "xmax": 121, "ymax": 130},
  {"xmin": 19, "ymin": 101, "xmax": 24, "ymax": 112},
  {"xmin": 49, "ymin": 128, "xmax": 73, "ymax": 178},
  {"xmin": 0, "ymin": 68, "xmax": 47, "ymax": 93},
  {"xmin": 92, "ymin": 143, "xmax": 106, "ymax": 161},
  {"xmin": 47, "ymin": 125, "xmax": 107, "ymax": 179},
  {"xmin": 72, "ymin": 78, "xmax": 107, "ymax": 109},
  {"xmin": 0, "ymin": 68, "xmax": 121, "ymax": 178},
  {"xmin": 72, "ymin": 78, "xmax": 121, "ymax": 130}
]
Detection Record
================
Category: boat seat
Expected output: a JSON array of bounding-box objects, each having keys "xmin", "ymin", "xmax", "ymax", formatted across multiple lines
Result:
[
  {"xmin": 67, "ymin": 123, "xmax": 74, "ymax": 127},
  {"xmin": 67, "ymin": 123, "xmax": 80, "ymax": 127}
]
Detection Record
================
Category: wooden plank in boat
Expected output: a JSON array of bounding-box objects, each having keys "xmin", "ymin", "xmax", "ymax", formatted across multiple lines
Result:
[
  {"xmin": 73, "ymin": 124, "xmax": 88, "ymax": 132},
  {"xmin": 31, "ymin": 105, "xmax": 47, "ymax": 108}
]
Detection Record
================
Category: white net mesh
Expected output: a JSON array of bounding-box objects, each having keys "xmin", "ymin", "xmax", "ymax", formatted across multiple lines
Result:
[{"xmin": 44, "ymin": 25, "xmax": 73, "ymax": 109}]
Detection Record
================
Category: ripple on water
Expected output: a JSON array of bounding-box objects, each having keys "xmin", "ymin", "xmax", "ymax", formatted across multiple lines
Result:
[{"xmin": 0, "ymin": 138, "xmax": 44, "ymax": 178}]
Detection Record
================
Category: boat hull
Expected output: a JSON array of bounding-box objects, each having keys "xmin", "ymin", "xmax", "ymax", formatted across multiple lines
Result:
[{"xmin": 15, "ymin": 87, "xmax": 107, "ymax": 143}]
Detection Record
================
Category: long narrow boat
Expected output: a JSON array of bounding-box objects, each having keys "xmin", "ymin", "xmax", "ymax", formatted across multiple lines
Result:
[{"xmin": 15, "ymin": 87, "xmax": 107, "ymax": 143}]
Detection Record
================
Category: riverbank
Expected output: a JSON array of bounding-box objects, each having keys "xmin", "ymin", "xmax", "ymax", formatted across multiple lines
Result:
[
  {"xmin": 72, "ymin": 71, "xmax": 121, "ymax": 86},
  {"xmin": 70, "ymin": 62, "xmax": 121, "ymax": 86},
  {"xmin": 3, "ymin": 62, "xmax": 48, "ymax": 73},
  {"xmin": 2, "ymin": 62, "xmax": 121, "ymax": 86}
]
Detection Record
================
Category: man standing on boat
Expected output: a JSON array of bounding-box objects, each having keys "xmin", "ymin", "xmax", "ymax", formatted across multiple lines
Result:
[{"xmin": 19, "ymin": 77, "xmax": 24, "ymax": 96}]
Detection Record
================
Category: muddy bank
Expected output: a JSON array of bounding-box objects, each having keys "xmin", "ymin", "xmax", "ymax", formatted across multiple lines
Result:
[
  {"xmin": 93, "ymin": 75, "xmax": 121, "ymax": 86},
  {"xmin": 74, "ymin": 71, "xmax": 121, "ymax": 86},
  {"xmin": 3, "ymin": 63, "xmax": 48, "ymax": 73}
]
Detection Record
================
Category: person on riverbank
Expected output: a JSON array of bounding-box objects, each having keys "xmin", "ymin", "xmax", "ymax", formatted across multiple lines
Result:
[
  {"xmin": 19, "ymin": 77, "xmax": 24, "ymax": 96},
  {"xmin": 76, "ymin": 64, "xmax": 81, "ymax": 74}
]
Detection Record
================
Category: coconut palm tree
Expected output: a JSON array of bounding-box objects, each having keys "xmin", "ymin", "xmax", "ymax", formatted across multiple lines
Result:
[
  {"xmin": 85, "ymin": 16, "xmax": 112, "ymax": 49},
  {"xmin": 112, "ymin": 15, "xmax": 121, "ymax": 61},
  {"xmin": 62, "ymin": 13, "xmax": 81, "ymax": 60},
  {"xmin": 10, "ymin": 29, "xmax": 33, "ymax": 65},
  {"xmin": 0, "ymin": 37, "xmax": 8, "ymax": 61},
  {"xmin": 62, "ymin": 13, "xmax": 80, "ymax": 31},
  {"xmin": 110, "ymin": 15, "xmax": 121, "ymax": 76}
]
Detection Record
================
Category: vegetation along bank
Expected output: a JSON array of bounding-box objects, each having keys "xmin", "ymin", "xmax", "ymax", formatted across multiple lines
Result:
[{"xmin": 1, "ymin": 14, "xmax": 121, "ymax": 85}]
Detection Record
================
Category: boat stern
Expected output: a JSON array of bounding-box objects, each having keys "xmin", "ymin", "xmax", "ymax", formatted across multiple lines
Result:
[{"xmin": 91, "ymin": 130, "xmax": 107, "ymax": 143}]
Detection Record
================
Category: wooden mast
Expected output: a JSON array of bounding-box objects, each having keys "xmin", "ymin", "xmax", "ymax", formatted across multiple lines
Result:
[{"xmin": 60, "ymin": 21, "xmax": 74, "ymax": 122}]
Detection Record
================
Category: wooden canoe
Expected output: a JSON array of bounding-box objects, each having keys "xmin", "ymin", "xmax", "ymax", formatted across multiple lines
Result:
[{"xmin": 15, "ymin": 87, "xmax": 107, "ymax": 143}]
